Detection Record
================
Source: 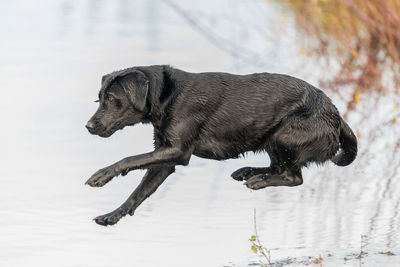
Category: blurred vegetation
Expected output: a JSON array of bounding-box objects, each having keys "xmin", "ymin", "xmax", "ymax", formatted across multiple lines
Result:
[{"xmin": 277, "ymin": 0, "xmax": 400, "ymax": 107}]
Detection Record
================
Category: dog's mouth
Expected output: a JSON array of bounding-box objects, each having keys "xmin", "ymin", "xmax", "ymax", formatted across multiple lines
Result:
[{"xmin": 94, "ymin": 122, "xmax": 125, "ymax": 137}]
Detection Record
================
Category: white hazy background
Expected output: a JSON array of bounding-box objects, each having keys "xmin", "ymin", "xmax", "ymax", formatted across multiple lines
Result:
[{"xmin": 1, "ymin": 1, "xmax": 399, "ymax": 266}]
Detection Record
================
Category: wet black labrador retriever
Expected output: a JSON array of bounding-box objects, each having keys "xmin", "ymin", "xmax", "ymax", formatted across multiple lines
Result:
[{"xmin": 85, "ymin": 65, "xmax": 357, "ymax": 226}]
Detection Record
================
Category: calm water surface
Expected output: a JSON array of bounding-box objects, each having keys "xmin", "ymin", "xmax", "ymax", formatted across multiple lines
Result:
[{"xmin": 1, "ymin": 1, "xmax": 399, "ymax": 266}]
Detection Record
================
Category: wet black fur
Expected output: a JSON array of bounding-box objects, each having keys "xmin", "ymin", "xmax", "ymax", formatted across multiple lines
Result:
[{"xmin": 85, "ymin": 65, "xmax": 357, "ymax": 226}]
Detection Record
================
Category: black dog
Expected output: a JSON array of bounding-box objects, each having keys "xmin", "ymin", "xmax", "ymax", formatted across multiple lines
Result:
[{"xmin": 85, "ymin": 65, "xmax": 357, "ymax": 226}]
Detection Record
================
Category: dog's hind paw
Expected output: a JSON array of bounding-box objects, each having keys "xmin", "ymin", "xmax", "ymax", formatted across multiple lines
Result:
[
  {"xmin": 85, "ymin": 165, "xmax": 119, "ymax": 187},
  {"xmin": 244, "ymin": 172, "xmax": 303, "ymax": 189},
  {"xmin": 94, "ymin": 206, "xmax": 135, "ymax": 226},
  {"xmin": 244, "ymin": 174, "xmax": 270, "ymax": 190}
]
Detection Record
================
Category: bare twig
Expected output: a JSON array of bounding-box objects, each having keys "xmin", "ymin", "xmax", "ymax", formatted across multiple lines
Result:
[{"xmin": 357, "ymin": 234, "xmax": 367, "ymax": 266}]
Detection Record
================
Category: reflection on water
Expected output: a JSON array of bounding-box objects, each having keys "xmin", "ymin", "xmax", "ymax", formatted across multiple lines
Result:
[{"xmin": 0, "ymin": 0, "xmax": 399, "ymax": 266}]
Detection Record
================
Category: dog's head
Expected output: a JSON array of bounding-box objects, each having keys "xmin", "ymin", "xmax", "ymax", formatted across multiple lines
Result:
[{"xmin": 86, "ymin": 69, "xmax": 149, "ymax": 137}]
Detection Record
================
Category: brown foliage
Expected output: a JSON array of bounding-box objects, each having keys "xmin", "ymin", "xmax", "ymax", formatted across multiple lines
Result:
[{"xmin": 278, "ymin": 0, "xmax": 400, "ymax": 96}]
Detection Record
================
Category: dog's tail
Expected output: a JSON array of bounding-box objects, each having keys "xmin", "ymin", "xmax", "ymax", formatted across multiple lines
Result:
[{"xmin": 331, "ymin": 118, "xmax": 358, "ymax": 166}]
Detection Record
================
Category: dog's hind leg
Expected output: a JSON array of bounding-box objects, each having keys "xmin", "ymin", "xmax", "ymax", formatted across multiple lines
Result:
[
  {"xmin": 241, "ymin": 140, "xmax": 304, "ymax": 190},
  {"xmin": 244, "ymin": 167, "xmax": 303, "ymax": 190},
  {"xmin": 94, "ymin": 166, "xmax": 174, "ymax": 226}
]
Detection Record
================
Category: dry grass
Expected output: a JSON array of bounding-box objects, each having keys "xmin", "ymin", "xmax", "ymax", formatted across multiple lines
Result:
[{"xmin": 277, "ymin": 0, "xmax": 400, "ymax": 105}]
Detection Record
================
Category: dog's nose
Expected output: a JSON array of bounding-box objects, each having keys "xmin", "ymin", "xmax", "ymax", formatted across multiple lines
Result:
[{"xmin": 86, "ymin": 121, "xmax": 95, "ymax": 131}]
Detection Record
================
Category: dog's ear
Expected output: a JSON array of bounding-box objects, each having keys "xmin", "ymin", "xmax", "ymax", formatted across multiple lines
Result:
[
  {"xmin": 117, "ymin": 71, "xmax": 149, "ymax": 111},
  {"xmin": 101, "ymin": 74, "xmax": 109, "ymax": 86}
]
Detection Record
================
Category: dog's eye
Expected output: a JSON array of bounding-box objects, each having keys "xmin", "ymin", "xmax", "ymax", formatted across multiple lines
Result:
[{"xmin": 107, "ymin": 97, "xmax": 114, "ymax": 103}]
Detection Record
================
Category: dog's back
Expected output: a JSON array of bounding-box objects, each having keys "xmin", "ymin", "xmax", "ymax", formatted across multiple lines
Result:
[{"xmin": 164, "ymin": 69, "xmax": 348, "ymax": 164}]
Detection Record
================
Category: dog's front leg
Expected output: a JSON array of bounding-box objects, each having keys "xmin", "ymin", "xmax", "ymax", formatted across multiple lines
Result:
[
  {"xmin": 94, "ymin": 166, "xmax": 174, "ymax": 226},
  {"xmin": 86, "ymin": 147, "xmax": 189, "ymax": 187}
]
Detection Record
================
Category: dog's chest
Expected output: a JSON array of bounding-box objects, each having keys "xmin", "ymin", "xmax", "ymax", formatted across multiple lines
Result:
[
  {"xmin": 193, "ymin": 133, "xmax": 260, "ymax": 160},
  {"xmin": 193, "ymin": 139, "xmax": 237, "ymax": 160}
]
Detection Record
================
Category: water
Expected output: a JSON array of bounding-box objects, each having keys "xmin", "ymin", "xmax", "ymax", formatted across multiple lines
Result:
[{"xmin": 1, "ymin": 1, "xmax": 399, "ymax": 266}]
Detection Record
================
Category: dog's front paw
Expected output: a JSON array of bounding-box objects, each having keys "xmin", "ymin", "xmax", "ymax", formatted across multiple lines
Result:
[
  {"xmin": 94, "ymin": 205, "xmax": 135, "ymax": 226},
  {"xmin": 85, "ymin": 165, "xmax": 119, "ymax": 187}
]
